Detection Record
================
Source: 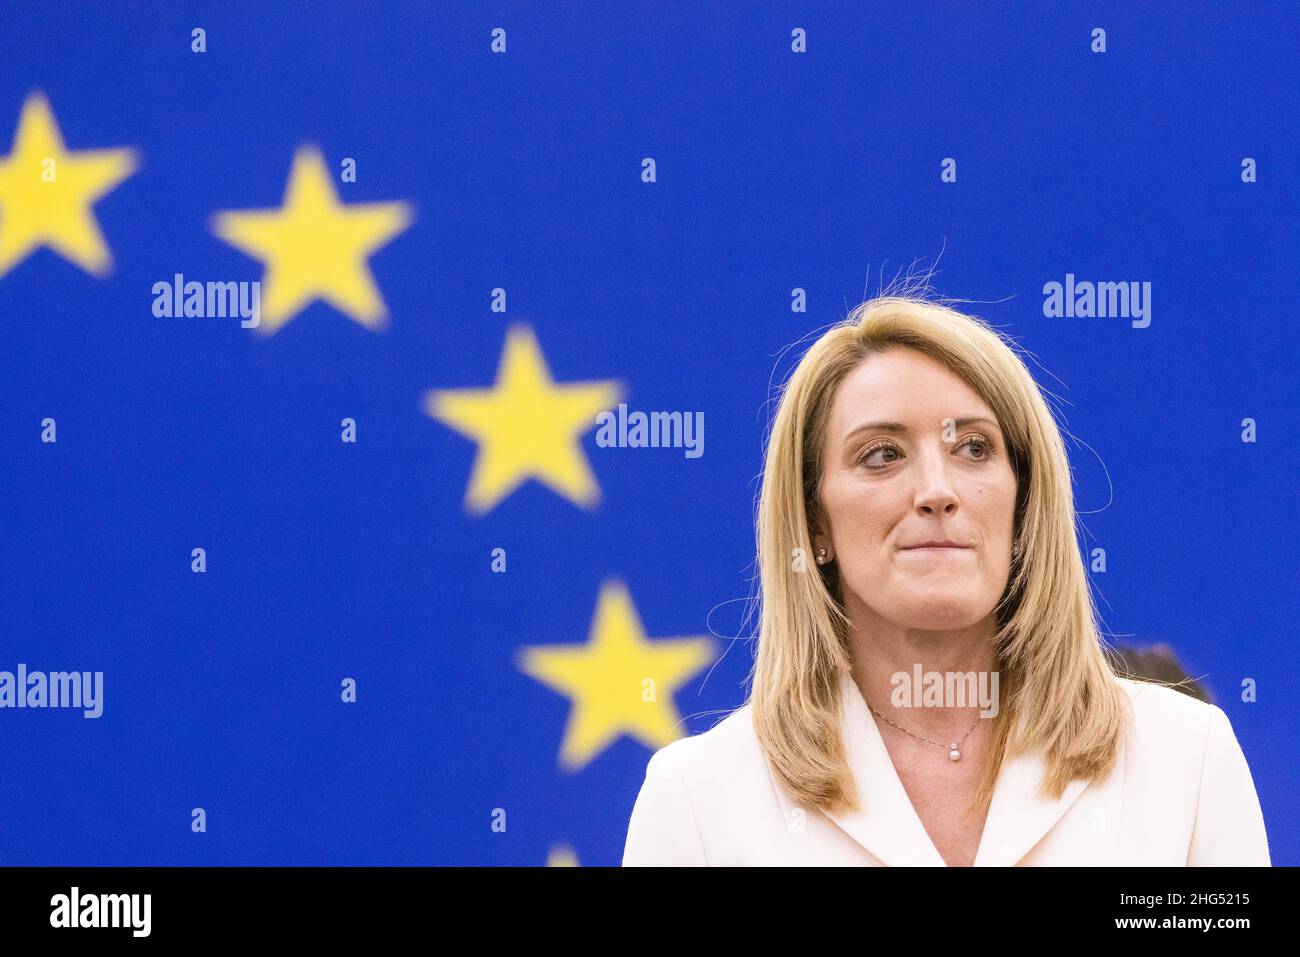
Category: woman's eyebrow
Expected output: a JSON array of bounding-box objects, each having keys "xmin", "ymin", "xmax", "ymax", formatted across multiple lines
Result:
[{"xmin": 843, "ymin": 416, "xmax": 1000, "ymax": 441}]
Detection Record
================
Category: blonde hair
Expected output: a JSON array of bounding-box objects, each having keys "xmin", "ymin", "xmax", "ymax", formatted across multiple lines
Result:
[{"xmin": 745, "ymin": 288, "xmax": 1130, "ymax": 821}]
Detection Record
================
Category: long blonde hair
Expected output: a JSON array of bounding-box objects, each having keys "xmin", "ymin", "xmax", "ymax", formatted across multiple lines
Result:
[{"xmin": 746, "ymin": 289, "xmax": 1129, "ymax": 820}]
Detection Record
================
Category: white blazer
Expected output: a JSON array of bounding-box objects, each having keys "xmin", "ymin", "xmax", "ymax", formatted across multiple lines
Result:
[{"xmin": 622, "ymin": 671, "xmax": 1270, "ymax": 866}]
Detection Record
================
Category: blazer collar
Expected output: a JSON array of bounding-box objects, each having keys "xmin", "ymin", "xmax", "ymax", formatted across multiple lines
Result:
[{"xmin": 822, "ymin": 671, "xmax": 1092, "ymax": 866}]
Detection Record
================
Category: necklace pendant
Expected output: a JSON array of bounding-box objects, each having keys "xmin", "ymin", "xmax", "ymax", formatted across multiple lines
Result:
[{"xmin": 949, "ymin": 746, "xmax": 961, "ymax": 761}]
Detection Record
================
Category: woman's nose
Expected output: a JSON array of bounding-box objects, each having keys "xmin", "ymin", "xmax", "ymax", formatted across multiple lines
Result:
[{"xmin": 913, "ymin": 445, "xmax": 959, "ymax": 513}]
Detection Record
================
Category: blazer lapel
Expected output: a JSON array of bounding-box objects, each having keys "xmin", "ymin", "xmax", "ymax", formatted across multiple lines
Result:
[
  {"xmin": 822, "ymin": 671, "xmax": 1092, "ymax": 866},
  {"xmin": 974, "ymin": 681, "xmax": 1136, "ymax": 866},
  {"xmin": 821, "ymin": 671, "xmax": 948, "ymax": 866},
  {"xmin": 971, "ymin": 744, "xmax": 1090, "ymax": 866}
]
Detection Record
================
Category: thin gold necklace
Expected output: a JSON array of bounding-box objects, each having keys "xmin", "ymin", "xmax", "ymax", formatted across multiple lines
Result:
[{"xmin": 868, "ymin": 704, "xmax": 983, "ymax": 761}]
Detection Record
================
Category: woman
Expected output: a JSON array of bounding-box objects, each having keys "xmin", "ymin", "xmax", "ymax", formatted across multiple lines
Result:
[{"xmin": 622, "ymin": 293, "xmax": 1270, "ymax": 866}]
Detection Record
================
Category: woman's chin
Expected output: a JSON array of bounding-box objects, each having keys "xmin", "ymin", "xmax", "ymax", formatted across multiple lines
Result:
[{"xmin": 892, "ymin": 596, "xmax": 988, "ymax": 630}]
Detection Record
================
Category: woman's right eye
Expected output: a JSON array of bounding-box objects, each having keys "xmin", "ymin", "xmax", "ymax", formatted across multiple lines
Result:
[{"xmin": 857, "ymin": 443, "xmax": 899, "ymax": 468}]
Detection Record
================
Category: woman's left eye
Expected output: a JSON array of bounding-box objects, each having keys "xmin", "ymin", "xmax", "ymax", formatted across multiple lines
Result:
[{"xmin": 854, "ymin": 434, "xmax": 995, "ymax": 468}]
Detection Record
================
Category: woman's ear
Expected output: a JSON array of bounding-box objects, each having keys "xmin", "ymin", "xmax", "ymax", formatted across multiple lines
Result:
[{"xmin": 808, "ymin": 508, "xmax": 833, "ymax": 566}]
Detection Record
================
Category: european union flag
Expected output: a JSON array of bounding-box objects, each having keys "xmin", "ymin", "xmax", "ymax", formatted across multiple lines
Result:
[{"xmin": 0, "ymin": 2, "xmax": 1295, "ymax": 870}]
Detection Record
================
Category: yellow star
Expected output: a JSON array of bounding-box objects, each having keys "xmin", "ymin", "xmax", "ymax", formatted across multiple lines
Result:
[
  {"xmin": 518, "ymin": 580, "xmax": 715, "ymax": 770},
  {"xmin": 0, "ymin": 91, "xmax": 138, "ymax": 278},
  {"xmin": 424, "ymin": 324, "xmax": 623, "ymax": 514},
  {"xmin": 546, "ymin": 845, "xmax": 580, "ymax": 867},
  {"xmin": 210, "ymin": 145, "xmax": 413, "ymax": 335}
]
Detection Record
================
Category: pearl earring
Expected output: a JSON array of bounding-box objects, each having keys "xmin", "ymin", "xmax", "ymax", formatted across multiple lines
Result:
[{"xmin": 816, "ymin": 548, "xmax": 828, "ymax": 565}]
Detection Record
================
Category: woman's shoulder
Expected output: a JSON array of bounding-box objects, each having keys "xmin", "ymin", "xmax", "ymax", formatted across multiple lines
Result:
[
  {"xmin": 1111, "ymin": 673, "xmax": 1241, "ymax": 763},
  {"xmin": 639, "ymin": 703, "xmax": 765, "ymax": 787},
  {"xmin": 624, "ymin": 703, "xmax": 786, "ymax": 865},
  {"xmin": 643, "ymin": 676, "xmax": 1245, "ymax": 792},
  {"xmin": 1112, "ymin": 672, "xmax": 1268, "ymax": 864},
  {"xmin": 1114, "ymin": 672, "xmax": 1222, "ymax": 722}
]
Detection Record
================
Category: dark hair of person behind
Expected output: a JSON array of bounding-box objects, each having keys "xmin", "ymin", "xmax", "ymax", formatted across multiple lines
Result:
[{"xmin": 1105, "ymin": 642, "xmax": 1213, "ymax": 704}]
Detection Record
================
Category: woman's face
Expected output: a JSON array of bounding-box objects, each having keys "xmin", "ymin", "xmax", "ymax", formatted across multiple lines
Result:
[{"xmin": 813, "ymin": 348, "xmax": 1018, "ymax": 631}]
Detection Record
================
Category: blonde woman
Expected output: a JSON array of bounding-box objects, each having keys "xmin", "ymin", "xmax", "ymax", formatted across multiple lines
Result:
[{"xmin": 622, "ymin": 293, "xmax": 1269, "ymax": 866}]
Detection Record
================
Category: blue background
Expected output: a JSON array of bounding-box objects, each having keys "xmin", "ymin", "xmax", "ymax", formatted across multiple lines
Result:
[{"xmin": 0, "ymin": 1, "xmax": 1295, "ymax": 866}]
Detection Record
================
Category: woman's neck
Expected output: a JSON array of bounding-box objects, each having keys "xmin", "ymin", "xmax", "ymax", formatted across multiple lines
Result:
[{"xmin": 844, "ymin": 600, "xmax": 1001, "ymax": 741}]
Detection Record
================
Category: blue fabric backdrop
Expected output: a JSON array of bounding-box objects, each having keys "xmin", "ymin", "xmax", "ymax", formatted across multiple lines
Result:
[{"xmin": 0, "ymin": 1, "xmax": 1295, "ymax": 866}]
